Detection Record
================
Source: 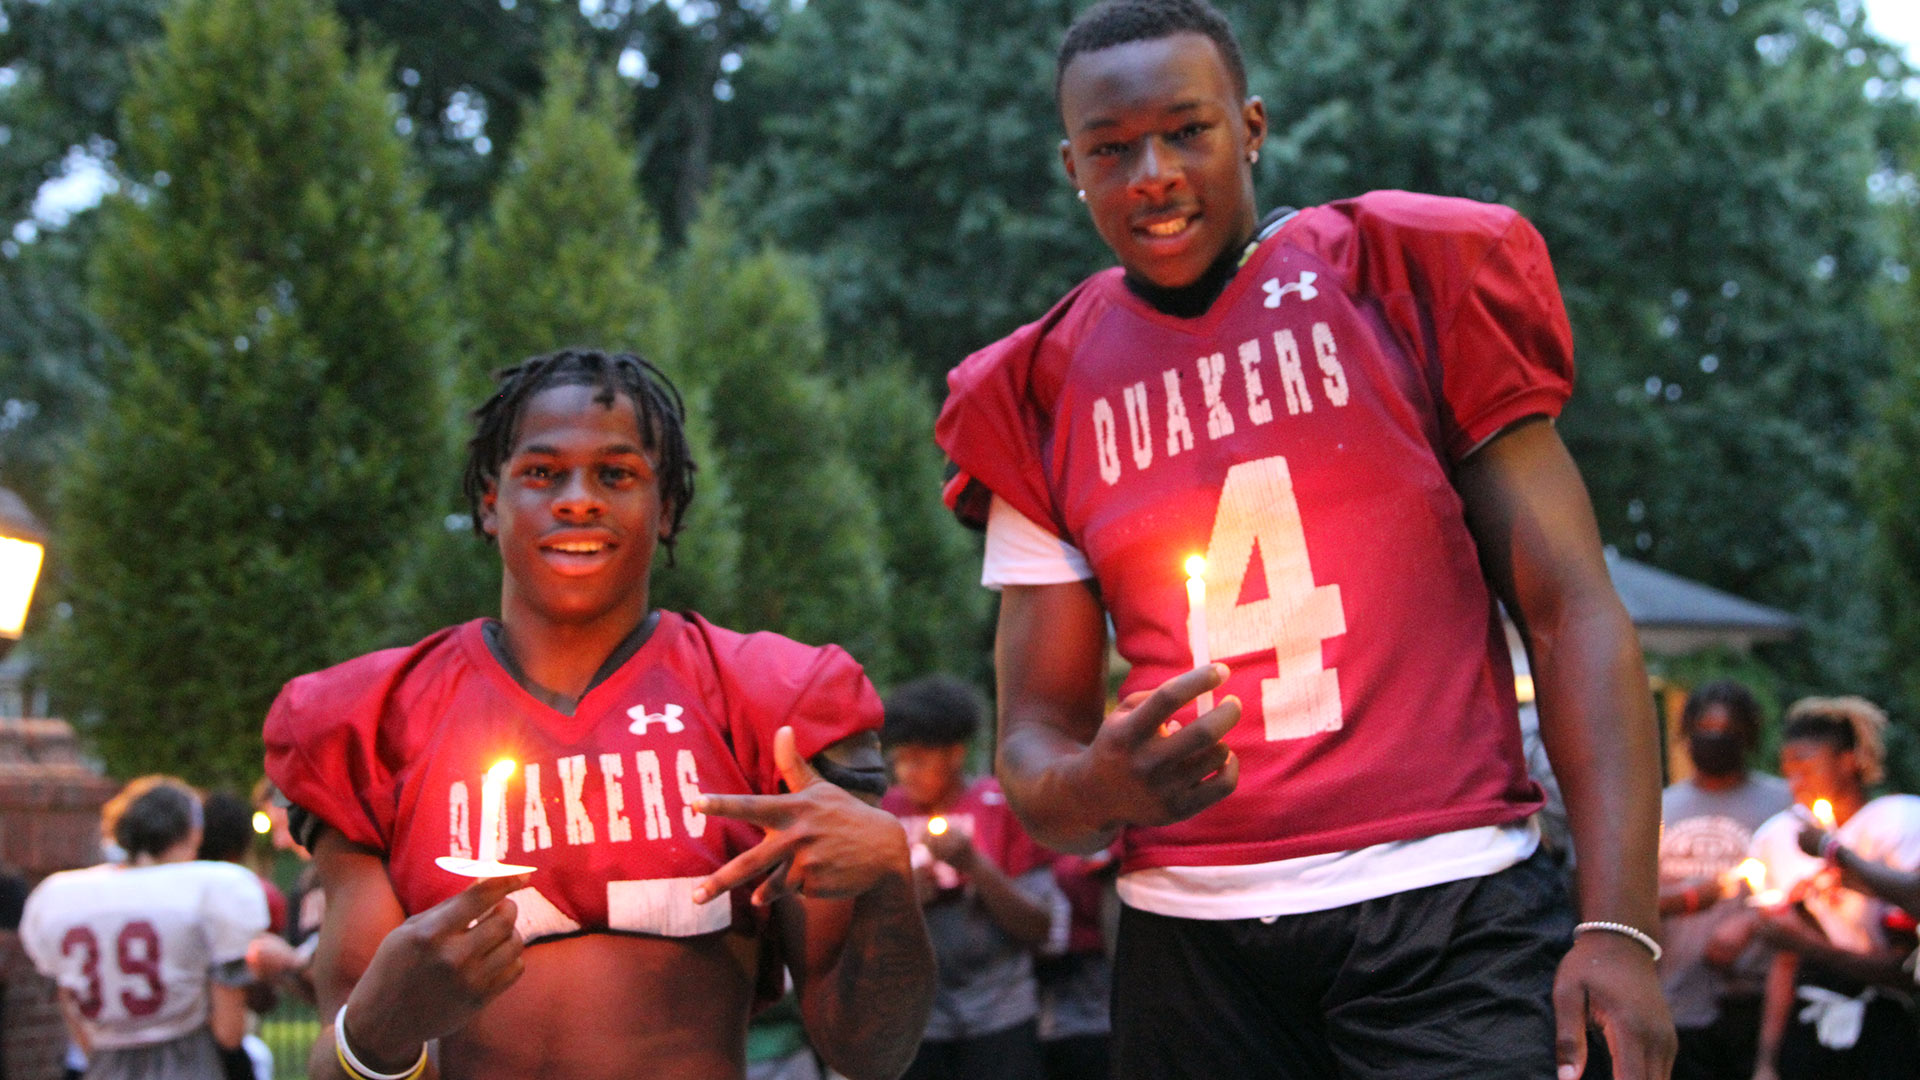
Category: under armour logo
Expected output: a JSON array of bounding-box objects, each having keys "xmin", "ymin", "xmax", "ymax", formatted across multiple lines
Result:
[
  {"xmin": 1262, "ymin": 270, "xmax": 1319, "ymax": 308},
  {"xmin": 627, "ymin": 703, "xmax": 686, "ymax": 736}
]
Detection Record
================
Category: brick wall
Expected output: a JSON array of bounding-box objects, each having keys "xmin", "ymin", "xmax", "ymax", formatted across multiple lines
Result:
[{"xmin": 0, "ymin": 717, "xmax": 117, "ymax": 1080}]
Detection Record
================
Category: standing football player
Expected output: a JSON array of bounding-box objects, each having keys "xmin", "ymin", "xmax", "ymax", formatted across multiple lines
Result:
[
  {"xmin": 264, "ymin": 349, "xmax": 933, "ymax": 1080},
  {"xmin": 22, "ymin": 776, "xmax": 269, "ymax": 1080},
  {"xmin": 934, "ymin": 1, "xmax": 1675, "ymax": 1076}
]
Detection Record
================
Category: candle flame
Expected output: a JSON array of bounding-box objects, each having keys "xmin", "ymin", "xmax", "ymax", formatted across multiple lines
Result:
[
  {"xmin": 488, "ymin": 758, "xmax": 517, "ymax": 783},
  {"xmin": 1813, "ymin": 799, "xmax": 1836, "ymax": 828},
  {"xmin": 1737, "ymin": 858, "xmax": 1766, "ymax": 893},
  {"xmin": 927, "ymin": 816, "xmax": 948, "ymax": 836},
  {"xmin": 1184, "ymin": 555, "xmax": 1206, "ymax": 579},
  {"xmin": 252, "ymin": 811, "xmax": 272, "ymax": 835}
]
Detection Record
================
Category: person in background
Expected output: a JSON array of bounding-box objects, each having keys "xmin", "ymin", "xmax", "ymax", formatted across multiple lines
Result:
[
  {"xmin": 200, "ymin": 791, "xmax": 288, "ymax": 1080},
  {"xmin": 1036, "ymin": 849, "xmax": 1114, "ymax": 1080},
  {"xmin": 21, "ymin": 776, "xmax": 269, "ymax": 1080},
  {"xmin": 882, "ymin": 675, "xmax": 1064, "ymax": 1080},
  {"xmin": 1743, "ymin": 698, "xmax": 1920, "ymax": 1080},
  {"xmin": 1657, "ymin": 680, "xmax": 1792, "ymax": 1080}
]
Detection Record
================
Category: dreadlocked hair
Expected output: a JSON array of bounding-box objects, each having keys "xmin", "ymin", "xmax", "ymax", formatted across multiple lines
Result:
[
  {"xmin": 462, "ymin": 348, "xmax": 696, "ymax": 563},
  {"xmin": 1783, "ymin": 695, "xmax": 1888, "ymax": 788},
  {"xmin": 1057, "ymin": 0, "xmax": 1249, "ymax": 102}
]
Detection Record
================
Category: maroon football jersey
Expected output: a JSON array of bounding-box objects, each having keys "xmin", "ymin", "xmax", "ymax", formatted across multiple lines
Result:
[
  {"xmin": 264, "ymin": 612, "xmax": 881, "ymax": 940},
  {"xmin": 938, "ymin": 191, "xmax": 1567, "ymax": 873}
]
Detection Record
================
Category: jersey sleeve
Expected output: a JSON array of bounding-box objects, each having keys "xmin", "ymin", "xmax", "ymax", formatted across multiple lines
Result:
[
  {"xmin": 262, "ymin": 652, "xmax": 413, "ymax": 852},
  {"xmin": 1294, "ymin": 192, "xmax": 1575, "ymax": 461},
  {"xmin": 199, "ymin": 864, "xmax": 270, "ymax": 966},
  {"xmin": 705, "ymin": 622, "xmax": 885, "ymax": 797},
  {"xmin": 17, "ymin": 880, "xmax": 59, "ymax": 978},
  {"xmin": 935, "ymin": 281, "xmax": 1095, "ymax": 535}
]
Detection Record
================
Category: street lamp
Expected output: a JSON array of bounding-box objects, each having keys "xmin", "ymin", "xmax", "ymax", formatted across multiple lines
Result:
[{"xmin": 0, "ymin": 487, "xmax": 47, "ymax": 662}]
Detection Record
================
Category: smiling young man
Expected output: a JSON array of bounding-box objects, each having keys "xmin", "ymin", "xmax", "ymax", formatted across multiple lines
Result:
[
  {"xmin": 264, "ymin": 349, "xmax": 933, "ymax": 1080},
  {"xmin": 934, "ymin": 1, "xmax": 1675, "ymax": 1077}
]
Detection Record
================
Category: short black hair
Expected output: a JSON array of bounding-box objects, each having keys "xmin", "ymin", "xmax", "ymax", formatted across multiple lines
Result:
[
  {"xmin": 1681, "ymin": 679, "xmax": 1764, "ymax": 752},
  {"xmin": 1057, "ymin": 0, "xmax": 1249, "ymax": 102},
  {"xmin": 883, "ymin": 675, "xmax": 985, "ymax": 748},
  {"xmin": 462, "ymin": 348, "xmax": 696, "ymax": 561},
  {"xmin": 197, "ymin": 791, "xmax": 254, "ymax": 863},
  {"xmin": 103, "ymin": 776, "xmax": 201, "ymax": 860}
]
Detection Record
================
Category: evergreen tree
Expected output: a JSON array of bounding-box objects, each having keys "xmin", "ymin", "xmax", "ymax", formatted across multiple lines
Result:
[
  {"xmin": 843, "ymin": 362, "xmax": 990, "ymax": 685},
  {"xmin": 1863, "ymin": 143, "xmax": 1920, "ymax": 722},
  {"xmin": 659, "ymin": 205, "xmax": 897, "ymax": 675},
  {"xmin": 49, "ymin": 0, "xmax": 450, "ymax": 784}
]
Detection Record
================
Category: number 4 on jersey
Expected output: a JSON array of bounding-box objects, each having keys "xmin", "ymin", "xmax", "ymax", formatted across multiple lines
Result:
[{"xmin": 1201, "ymin": 455, "xmax": 1345, "ymax": 741}]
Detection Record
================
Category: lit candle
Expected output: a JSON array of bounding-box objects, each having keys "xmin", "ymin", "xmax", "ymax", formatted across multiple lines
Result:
[
  {"xmin": 251, "ymin": 811, "xmax": 272, "ymax": 836},
  {"xmin": 479, "ymin": 758, "xmax": 516, "ymax": 865},
  {"xmin": 1186, "ymin": 555, "xmax": 1212, "ymax": 716},
  {"xmin": 1734, "ymin": 858, "xmax": 1766, "ymax": 896},
  {"xmin": 927, "ymin": 816, "xmax": 949, "ymax": 837},
  {"xmin": 1812, "ymin": 799, "xmax": 1836, "ymax": 830}
]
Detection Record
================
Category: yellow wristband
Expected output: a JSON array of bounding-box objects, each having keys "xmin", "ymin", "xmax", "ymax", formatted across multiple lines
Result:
[{"xmin": 334, "ymin": 1004, "xmax": 428, "ymax": 1080}]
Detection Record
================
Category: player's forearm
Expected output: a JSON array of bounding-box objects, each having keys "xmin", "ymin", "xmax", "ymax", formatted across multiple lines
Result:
[
  {"xmin": 996, "ymin": 720, "xmax": 1119, "ymax": 854},
  {"xmin": 1532, "ymin": 598, "xmax": 1661, "ymax": 934},
  {"xmin": 1756, "ymin": 950, "xmax": 1798, "ymax": 1069},
  {"xmin": 805, "ymin": 870, "xmax": 935, "ymax": 1080},
  {"xmin": 955, "ymin": 856, "xmax": 1053, "ymax": 947},
  {"xmin": 1834, "ymin": 847, "xmax": 1920, "ymax": 918},
  {"xmin": 208, "ymin": 983, "xmax": 249, "ymax": 1049}
]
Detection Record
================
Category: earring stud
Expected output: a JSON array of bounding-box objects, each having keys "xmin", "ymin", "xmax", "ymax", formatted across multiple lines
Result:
[
  {"xmin": 1077, "ymin": 189, "xmax": 1087, "ymax": 202},
  {"xmin": 1248, "ymin": 150, "xmax": 1259, "ymax": 165}
]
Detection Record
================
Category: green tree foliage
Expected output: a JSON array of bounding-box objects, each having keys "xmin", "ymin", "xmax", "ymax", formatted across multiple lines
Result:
[
  {"xmin": 657, "ymin": 207, "xmax": 897, "ymax": 671},
  {"xmin": 842, "ymin": 362, "xmax": 990, "ymax": 683},
  {"xmin": 730, "ymin": 0, "xmax": 1103, "ymax": 379},
  {"xmin": 1862, "ymin": 145, "xmax": 1920, "ymax": 721},
  {"xmin": 47, "ymin": 0, "xmax": 450, "ymax": 784}
]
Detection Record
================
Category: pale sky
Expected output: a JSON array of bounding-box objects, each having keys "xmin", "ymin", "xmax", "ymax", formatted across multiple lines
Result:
[{"xmin": 1863, "ymin": 0, "xmax": 1918, "ymax": 65}]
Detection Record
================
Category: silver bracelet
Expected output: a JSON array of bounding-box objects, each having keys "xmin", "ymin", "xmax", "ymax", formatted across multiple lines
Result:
[
  {"xmin": 334, "ymin": 1004, "xmax": 428, "ymax": 1080},
  {"xmin": 1573, "ymin": 920, "xmax": 1662, "ymax": 962}
]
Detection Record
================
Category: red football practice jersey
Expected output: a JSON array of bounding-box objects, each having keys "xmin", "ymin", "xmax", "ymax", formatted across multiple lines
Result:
[{"xmin": 940, "ymin": 192, "xmax": 1567, "ymax": 873}]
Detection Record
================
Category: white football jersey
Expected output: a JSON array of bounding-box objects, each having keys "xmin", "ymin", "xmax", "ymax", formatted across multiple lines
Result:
[{"xmin": 20, "ymin": 860, "xmax": 268, "ymax": 1050}]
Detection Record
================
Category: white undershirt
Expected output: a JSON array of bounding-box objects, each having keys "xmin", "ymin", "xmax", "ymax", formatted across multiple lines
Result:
[{"xmin": 983, "ymin": 494, "xmax": 1537, "ymax": 919}]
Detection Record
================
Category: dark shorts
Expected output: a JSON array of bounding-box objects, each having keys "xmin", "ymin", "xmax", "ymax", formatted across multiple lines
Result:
[
  {"xmin": 903, "ymin": 1019, "xmax": 1046, "ymax": 1080},
  {"xmin": 1111, "ymin": 850, "xmax": 1574, "ymax": 1080}
]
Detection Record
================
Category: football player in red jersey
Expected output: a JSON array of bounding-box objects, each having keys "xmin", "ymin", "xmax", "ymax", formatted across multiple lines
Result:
[
  {"xmin": 265, "ymin": 349, "xmax": 933, "ymax": 1080},
  {"xmin": 935, "ymin": 1, "xmax": 1674, "ymax": 1077}
]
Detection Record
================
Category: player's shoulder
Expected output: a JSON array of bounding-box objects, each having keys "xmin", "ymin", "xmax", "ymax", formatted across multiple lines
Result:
[
  {"xmin": 1294, "ymin": 189, "xmax": 1528, "ymax": 242},
  {"xmin": 266, "ymin": 621, "xmax": 474, "ymax": 739},
  {"xmin": 1751, "ymin": 807, "xmax": 1802, "ymax": 846},
  {"xmin": 946, "ymin": 270, "xmax": 1121, "ymax": 399},
  {"xmin": 1280, "ymin": 190, "xmax": 1535, "ymax": 276},
  {"xmin": 671, "ymin": 611, "xmax": 872, "ymax": 704},
  {"xmin": 1859, "ymin": 793, "xmax": 1920, "ymax": 829}
]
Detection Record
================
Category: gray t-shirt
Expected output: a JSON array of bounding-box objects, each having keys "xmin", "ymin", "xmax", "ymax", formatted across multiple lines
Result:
[
  {"xmin": 1658, "ymin": 773, "xmax": 1793, "ymax": 1029},
  {"xmin": 922, "ymin": 866, "xmax": 1063, "ymax": 1041}
]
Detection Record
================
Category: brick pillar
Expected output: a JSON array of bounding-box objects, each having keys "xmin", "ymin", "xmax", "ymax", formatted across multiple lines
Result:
[{"xmin": 0, "ymin": 717, "xmax": 118, "ymax": 1080}]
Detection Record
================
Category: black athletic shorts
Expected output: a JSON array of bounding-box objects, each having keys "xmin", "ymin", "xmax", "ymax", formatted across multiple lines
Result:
[{"xmin": 1111, "ymin": 849, "xmax": 1574, "ymax": 1079}]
